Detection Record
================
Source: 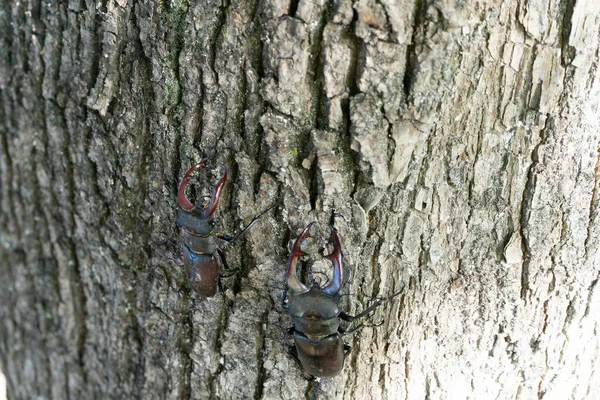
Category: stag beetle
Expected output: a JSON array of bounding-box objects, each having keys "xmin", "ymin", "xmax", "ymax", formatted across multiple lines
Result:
[
  {"xmin": 177, "ymin": 160, "xmax": 258, "ymax": 297},
  {"xmin": 283, "ymin": 222, "xmax": 400, "ymax": 378}
]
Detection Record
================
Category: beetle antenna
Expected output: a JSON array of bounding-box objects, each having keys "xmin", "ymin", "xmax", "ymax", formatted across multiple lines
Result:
[
  {"xmin": 227, "ymin": 202, "xmax": 277, "ymax": 244},
  {"xmin": 340, "ymin": 319, "xmax": 385, "ymax": 336},
  {"xmin": 310, "ymin": 270, "xmax": 330, "ymax": 287},
  {"xmin": 338, "ymin": 282, "xmax": 406, "ymax": 302}
]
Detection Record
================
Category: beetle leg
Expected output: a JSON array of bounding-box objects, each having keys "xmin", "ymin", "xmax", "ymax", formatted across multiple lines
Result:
[
  {"xmin": 177, "ymin": 160, "xmax": 207, "ymax": 210},
  {"xmin": 286, "ymin": 223, "xmax": 313, "ymax": 294},
  {"xmin": 338, "ymin": 298, "xmax": 384, "ymax": 322},
  {"xmin": 322, "ymin": 226, "xmax": 343, "ymax": 296},
  {"xmin": 214, "ymin": 249, "xmax": 231, "ymax": 272},
  {"xmin": 216, "ymin": 232, "xmax": 235, "ymax": 242},
  {"xmin": 201, "ymin": 165, "xmax": 227, "ymax": 217},
  {"xmin": 339, "ymin": 319, "xmax": 385, "ymax": 336}
]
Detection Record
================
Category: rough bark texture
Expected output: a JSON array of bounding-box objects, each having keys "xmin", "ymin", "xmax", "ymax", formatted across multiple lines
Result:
[{"xmin": 1, "ymin": 0, "xmax": 599, "ymax": 399}]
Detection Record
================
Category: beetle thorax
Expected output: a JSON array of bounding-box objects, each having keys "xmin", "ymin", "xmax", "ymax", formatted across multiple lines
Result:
[{"xmin": 287, "ymin": 286, "xmax": 340, "ymax": 319}]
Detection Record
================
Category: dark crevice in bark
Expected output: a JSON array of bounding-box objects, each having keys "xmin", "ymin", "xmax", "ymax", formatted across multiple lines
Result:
[
  {"xmin": 162, "ymin": 1, "xmax": 188, "ymax": 185},
  {"xmin": 162, "ymin": 5, "xmax": 188, "ymax": 202},
  {"xmin": 586, "ymin": 44, "xmax": 599, "ymax": 91},
  {"xmin": 238, "ymin": 65, "xmax": 249, "ymax": 143},
  {"xmin": 463, "ymin": 113, "xmax": 485, "ymax": 264},
  {"xmin": 563, "ymin": 298, "xmax": 576, "ymax": 330},
  {"xmin": 266, "ymin": 101, "xmax": 295, "ymax": 120},
  {"xmin": 0, "ymin": 100, "xmax": 20, "ymax": 238},
  {"xmin": 418, "ymin": 233, "xmax": 428, "ymax": 283},
  {"xmin": 253, "ymin": 309, "xmax": 269, "ymax": 400},
  {"xmin": 343, "ymin": 7, "xmax": 364, "ymax": 199},
  {"xmin": 281, "ymin": 225, "xmax": 292, "ymax": 257},
  {"xmin": 308, "ymin": 151, "xmax": 319, "ymax": 211},
  {"xmin": 369, "ymin": 235, "xmax": 385, "ymax": 295},
  {"xmin": 196, "ymin": 2, "xmax": 229, "ymax": 148},
  {"xmin": 245, "ymin": 0, "xmax": 265, "ymax": 158},
  {"xmin": 404, "ymin": 350, "xmax": 411, "ymax": 397},
  {"xmin": 172, "ymin": 122, "xmax": 183, "ymax": 196},
  {"xmin": 584, "ymin": 278, "xmax": 598, "ymax": 318},
  {"xmin": 251, "ymin": 0, "xmax": 266, "ymax": 80},
  {"xmin": 378, "ymin": 362, "xmax": 387, "ymax": 395},
  {"xmin": 251, "ymin": 124, "xmax": 269, "ymax": 196},
  {"xmin": 414, "ymin": 121, "xmax": 433, "ymax": 193},
  {"xmin": 98, "ymin": 0, "xmax": 108, "ymax": 13},
  {"xmin": 56, "ymin": 100, "xmax": 90, "ymax": 390},
  {"xmin": 381, "ymin": 104, "xmax": 395, "ymax": 178},
  {"xmin": 182, "ymin": 298, "xmax": 194, "ymax": 400},
  {"xmin": 82, "ymin": 113, "xmax": 110, "ymax": 226},
  {"xmin": 559, "ymin": 0, "xmax": 577, "ymax": 67},
  {"xmin": 309, "ymin": 0, "xmax": 333, "ymax": 130},
  {"xmin": 28, "ymin": 150, "xmax": 55, "ymax": 398},
  {"xmin": 129, "ymin": 8, "xmax": 157, "ymax": 396},
  {"xmin": 208, "ymin": 1, "xmax": 229, "ymax": 84},
  {"xmin": 288, "ymin": 0, "xmax": 300, "ymax": 17},
  {"xmin": 403, "ymin": 0, "xmax": 427, "ymax": 104},
  {"xmin": 519, "ymin": 115, "xmax": 550, "ymax": 300},
  {"xmin": 396, "ymin": 288, "xmax": 407, "ymax": 329},
  {"xmin": 193, "ymin": 69, "xmax": 205, "ymax": 147},
  {"xmin": 346, "ymin": 7, "xmax": 363, "ymax": 99},
  {"xmin": 229, "ymin": 176, "xmax": 254, "ymax": 297},
  {"xmin": 26, "ymin": 6, "xmax": 57, "ymax": 391},
  {"xmin": 346, "ymin": 335, "xmax": 360, "ymax": 398},
  {"xmin": 528, "ymin": 81, "xmax": 542, "ymax": 110},
  {"xmin": 0, "ymin": 247, "xmax": 11, "ymax": 394},
  {"xmin": 78, "ymin": 2, "xmax": 99, "ymax": 92},
  {"xmin": 43, "ymin": 1, "xmax": 91, "ymax": 392},
  {"xmin": 519, "ymin": 44, "xmax": 539, "ymax": 120},
  {"xmin": 585, "ymin": 143, "xmax": 600, "ymax": 258},
  {"xmin": 517, "ymin": 45, "xmax": 541, "ymax": 300},
  {"xmin": 208, "ymin": 304, "xmax": 230, "ymax": 400},
  {"xmin": 0, "ymin": 0, "xmax": 14, "ymax": 72}
]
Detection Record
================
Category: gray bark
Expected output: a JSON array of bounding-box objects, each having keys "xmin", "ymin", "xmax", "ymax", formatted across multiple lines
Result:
[{"xmin": 1, "ymin": 0, "xmax": 599, "ymax": 399}]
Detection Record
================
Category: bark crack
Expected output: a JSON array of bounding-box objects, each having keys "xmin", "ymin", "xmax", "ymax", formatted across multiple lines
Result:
[
  {"xmin": 208, "ymin": 303, "xmax": 231, "ymax": 400},
  {"xmin": 403, "ymin": 0, "xmax": 427, "ymax": 104},
  {"xmin": 343, "ymin": 7, "xmax": 363, "ymax": 199},
  {"xmin": 559, "ymin": 0, "xmax": 577, "ymax": 67},
  {"xmin": 253, "ymin": 309, "xmax": 268, "ymax": 400},
  {"xmin": 519, "ymin": 113, "xmax": 548, "ymax": 300},
  {"xmin": 308, "ymin": 1, "xmax": 334, "ymax": 131},
  {"xmin": 584, "ymin": 140, "xmax": 600, "ymax": 259}
]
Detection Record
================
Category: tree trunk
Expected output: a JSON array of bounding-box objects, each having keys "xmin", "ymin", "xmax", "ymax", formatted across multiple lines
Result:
[{"xmin": 1, "ymin": 0, "xmax": 599, "ymax": 399}]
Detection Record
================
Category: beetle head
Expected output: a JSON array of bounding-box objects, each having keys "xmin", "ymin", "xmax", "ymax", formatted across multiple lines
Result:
[
  {"xmin": 177, "ymin": 160, "xmax": 227, "ymax": 218},
  {"xmin": 286, "ymin": 223, "xmax": 344, "ymax": 296}
]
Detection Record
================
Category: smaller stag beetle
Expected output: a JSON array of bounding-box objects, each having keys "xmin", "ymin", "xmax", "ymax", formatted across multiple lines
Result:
[
  {"xmin": 176, "ymin": 160, "xmax": 259, "ymax": 297},
  {"xmin": 283, "ymin": 222, "xmax": 401, "ymax": 378}
]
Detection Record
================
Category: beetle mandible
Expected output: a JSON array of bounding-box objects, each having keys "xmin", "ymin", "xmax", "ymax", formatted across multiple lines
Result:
[
  {"xmin": 176, "ymin": 160, "xmax": 242, "ymax": 297},
  {"xmin": 283, "ymin": 222, "xmax": 395, "ymax": 378}
]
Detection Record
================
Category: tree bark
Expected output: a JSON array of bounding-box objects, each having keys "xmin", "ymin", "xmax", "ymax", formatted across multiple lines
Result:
[{"xmin": 1, "ymin": 0, "xmax": 599, "ymax": 399}]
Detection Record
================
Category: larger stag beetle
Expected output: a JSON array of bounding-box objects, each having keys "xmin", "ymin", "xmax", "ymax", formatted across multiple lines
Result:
[
  {"xmin": 283, "ymin": 222, "xmax": 401, "ymax": 378},
  {"xmin": 177, "ymin": 160, "xmax": 258, "ymax": 297}
]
